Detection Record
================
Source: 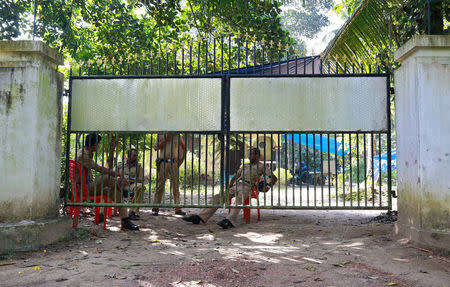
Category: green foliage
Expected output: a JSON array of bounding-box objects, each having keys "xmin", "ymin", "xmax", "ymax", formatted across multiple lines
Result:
[
  {"xmin": 0, "ymin": 1, "xmax": 31, "ymax": 40},
  {"xmin": 281, "ymin": 0, "xmax": 333, "ymax": 51},
  {"xmin": 178, "ymin": 151, "xmax": 207, "ymax": 187}
]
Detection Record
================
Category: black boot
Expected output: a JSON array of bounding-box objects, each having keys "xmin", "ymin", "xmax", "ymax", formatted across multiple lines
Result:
[
  {"xmin": 128, "ymin": 211, "xmax": 139, "ymax": 220},
  {"xmin": 217, "ymin": 218, "xmax": 234, "ymax": 229},
  {"xmin": 182, "ymin": 214, "xmax": 204, "ymax": 224},
  {"xmin": 121, "ymin": 218, "xmax": 139, "ymax": 230}
]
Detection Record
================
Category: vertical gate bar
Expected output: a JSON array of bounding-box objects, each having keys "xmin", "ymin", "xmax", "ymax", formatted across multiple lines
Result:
[
  {"xmin": 182, "ymin": 46, "xmax": 185, "ymax": 75},
  {"xmin": 286, "ymin": 50, "xmax": 289, "ymax": 75},
  {"xmin": 212, "ymin": 134, "xmax": 215, "ymax": 199},
  {"xmin": 284, "ymin": 134, "xmax": 288, "ymax": 206},
  {"xmin": 157, "ymin": 52, "xmax": 161, "ymax": 75},
  {"xmin": 100, "ymin": 133, "xmax": 105, "ymax": 203},
  {"xmin": 245, "ymin": 39, "xmax": 248, "ymax": 74},
  {"xmin": 134, "ymin": 57, "xmax": 138, "ymax": 75},
  {"xmin": 205, "ymin": 134, "xmax": 208, "ymax": 204},
  {"xmin": 173, "ymin": 47, "xmax": 177, "ymax": 75},
  {"xmin": 320, "ymin": 57, "xmax": 323, "ymax": 74},
  {"xmin": 278, "ymin": 49, "xmax": 281, "ymax": 74},
  {"xmin": 191, "ymin": 133, "xmax": 194, "ymax": 204},
  {"xmin": 78, "ymin": 62, "xmax": 81, "ymax": 76},
  {"xmin": 219, "ymin": 78, "xmax": 225, "ymax": 205},
  {"xmin": 142, "ymin": 55, "xmax": 145, "ymax": 75},
  {"xmin": 141, "ymin": 135, "xmax": 145, "ymax": 205},
  {"xmin": 261, "ymin": 42, "xmax": 265, "ymax": 75},
  {"xmin": 189, "ymin": 43, "xmax": 193, "ymax": 75},
  {"xmin": 303, "ymin": 56, "xmax": 306, "ymax": 75},
  {"xmin": 343, "ymin": 60, "xmax": 346, "ymax": 74},
  {"xmin": 327, "ymin": 60, "xmax": 330, "ymax": 74},
  {"xmin": 84, "ymin": 133, "xmax": 90, "ymax": 203},
  {"xmin": 349, "ymin": 133, "xmax": 353, "ymax": 207},
  {"xmin": 237, "ymin": 37, "xmax": 240, "ymax": 74},
  {"xmin": 205, "ymin": 39, "xmax": 208, "ymax": 75},
  {"xmin": 183, "ymin": 133, "xmax": 187, "ymax": 205},
  {"xmin": 149, "ymin": 54, "xmax": 153, "ymax": 75},
  {"xmin": 327, "ymin": 133, "xmax": 331, "ymax": 206},
  {"xmin": 378, "ymin": 133, "xmax": 382, "ymax": 206},
  {"xmin": 213, "ymin": 36, "xmax": 216, "ymax": 74},
  {"xmin": 342, "ymin": 133, "xmax": 345, "ymax": 206},
  {"xmin": 335, "ymin": 60, "xmax": 338, "ymax": 75},
  {"xmin": 386, "ymin": 74, "xmax": 392, "ymax": 210},
  {"xmin": 263, "ymin": 132, "xmax": 267, "ymax": 206},
  {"xmin": 364, "ymin": 133, "xmax": 367, "ymax": 207},
  {"xmin": 295, "ymin": 54, "xmax": 298, "ymax": 75},
  {"xmin": 334, "ymin": 133, "xmax": 338, "ymax": 206},
  {"xmin": 313, "ymin": 133, "xmax": 316, "ymax": 207},
  {"xmin": 312, "ymin": 56, "xmax": 315, "ymax": 74},
  {"xmin": 198, "ymin": 135, "xmax": 201, "ymax": 205},
  {"xmin": 371, "ymin": 133, "xmax": 375, "ymax": 206},
  {"xmin": 320, "ymin": 133, "xmax": 324, "ymax": 207},
  {"xmin": 93, "ymin": 131, "xmax": 98, "ymax": 200},
  {"xmin": 64, "ymin": 76, "xmax": 73, "ymax": 205},
  {"xmin": 197, "ymin": 39, "xmax": 201, "ymax": 75},
  {"xmin": 224, "ymin": 75, "xmax": 231, "ymax": 207},
  {"xmin": 165, "ymin": 48, "xmax": 169, "ymax": 75},
  {"xmin": 246, "ymin": 134, "xmax": 250, "ymax": 207},
  {"xmin": 357, "ymin": 133, "xmax": 360, "ymax": 206},
  {"xmin": 221, "ymin": 34, "xmax": 224, "ymax": 73},
  {"xmin": 270, "ymin": 45, "xmax": 273, "ymax": 75},
  {"xmin": 149, "ymin": 133, "xmax": 153, "ymax": 197},
  {"xmin": 305, "ymin": 134, "xmax": 309, "ymax": 206},
  {"xmin": 270, "ymin": 133, "xmax": 274, "ymax": 207},
  {"xmin": 168, "ymin": 134, "xmax": 174, "ymax": 206},
  {"xmin": 277, "ymin": 133, "xmax": 281, "ymax": 206},
  {"xmin": 253, "ymin": 40, "xmax": 256, "ymax": 74},
  {"xmin": 228, "ymin": 35, "xmax": 231, "ymax": 75},
  {"xmin": 291, "ymin": 133, "xmax": 295, "ymax": 205},
  {"xmin": 298, "ymin": 133, "xmax": 302, "ymax": 206}
]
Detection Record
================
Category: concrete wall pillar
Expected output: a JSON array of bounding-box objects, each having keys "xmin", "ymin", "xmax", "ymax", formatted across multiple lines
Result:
[
  {"xmin": 394, "ymin": 35, "xmax": 450, "ymax": 252},
  {"xmin": 0, "ymin": 41, "xmax": 71, "ymax": 253}
]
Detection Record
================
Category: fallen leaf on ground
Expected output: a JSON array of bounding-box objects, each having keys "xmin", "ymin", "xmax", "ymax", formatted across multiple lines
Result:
[
  {"xmin": 34, "ymin": 266, "xmax": 40, "ymax": 271},
  {"xmin": 120, "ymin": 266, "xmax": 131, "ymax": 269},
  {"xmin": 368, "ymin": 276, "xmax": 379, "ymax": 280},
  {"xmin": 231, "ymin": 268, "xmax": 240, "ymax": 273},
  {"xmin": 190, "ymin": 279, "xmax": 203, "ymax": 285},
  {"xmin": 95, "ymin": 240, "xmax": 103, "ymax": 244},
  {"xmin": 0, "ymin": 263, "xmax": 15, "ymax": 267},
  {"xmin": 55, "ymin": 278, "xmax": 68, "ymax": 282},
  {"xmin": 314, "ymin": 277, "xmax": 323, "ymax": 281},
  {"xmin": 386, "ymin": 283, "xmax": 398, "ymax": 286},
  {"xmin": 304, "ymin": 266, "xmax": 314, "ymax": 270}
]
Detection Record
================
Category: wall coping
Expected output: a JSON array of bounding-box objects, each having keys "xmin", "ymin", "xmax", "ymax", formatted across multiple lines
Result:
[
  {"xmin": 0, "ymin": 40, "xmax": 64, "ymax": 65},
  {"xmin": 394, "ymin": 35, "xmax": 450, "ymax": 63}
]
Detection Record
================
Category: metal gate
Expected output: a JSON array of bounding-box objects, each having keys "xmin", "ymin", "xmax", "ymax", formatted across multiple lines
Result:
[{"xmin": 64, "ymin": 36, "xmax": 392, "ymax": 211}]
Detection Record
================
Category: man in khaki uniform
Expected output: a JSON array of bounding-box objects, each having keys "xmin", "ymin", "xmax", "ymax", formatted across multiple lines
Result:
[
  {"xmin": 183, "ymin": 148, "xmax": 277, "ymax": 229},
  {"xmin": 152, "ymin": 133, "xmax": 186, "ymax": 216},
  {"xmin": 75, "ymin": 133, "xmax": 139, "ymax": 230},
  {"xmin": 116, "ymin": 148, "xmax": 144, "ymax": 220}
]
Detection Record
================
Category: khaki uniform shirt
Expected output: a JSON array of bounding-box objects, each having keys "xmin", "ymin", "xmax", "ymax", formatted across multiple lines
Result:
[
  {"xmin": 75, "ymin": 147, "xmax": 100, "ymax": 184},
  {"xmin": 235, "ymin": 161, "xmax": 273, "ymax": 185},
  {"xmin": 158, "ymin": 134, "xmax": 185, "ymax": 160},
  {"xmin": 116, "ymin": 161, "xmax": 143, "ymax": 183}
]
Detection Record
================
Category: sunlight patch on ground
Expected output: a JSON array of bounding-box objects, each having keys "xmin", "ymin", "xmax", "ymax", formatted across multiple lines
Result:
[{"xmin": 234, "ymin": 232, "xmax": 283, "ymax": 244}]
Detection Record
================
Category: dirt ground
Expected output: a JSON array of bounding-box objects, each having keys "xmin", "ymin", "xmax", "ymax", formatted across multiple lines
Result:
[{"xmin": 0, "ymin": 208, "xmax": 449, "ymax": 287}]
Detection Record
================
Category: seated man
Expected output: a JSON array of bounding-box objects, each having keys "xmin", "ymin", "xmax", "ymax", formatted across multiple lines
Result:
[
  {"xmin": 75, "ymin": 133, "xmax": 139, "ymax": 230},
  {"xmin": 116, "ymin": 148, "xmax": 145, "ymax": 220},
  {"xmin": 182, "ymin": 148, "xmax": 277, "ymax": 229}
]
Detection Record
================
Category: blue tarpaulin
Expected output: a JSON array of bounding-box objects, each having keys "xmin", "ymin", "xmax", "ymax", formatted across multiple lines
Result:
[
  {"xmin": 373, "ymin": 150, "xmax": 397, "ymax": 182},
  {"xmin": 283, "ymin": 134, "xmax": 349, "ymax": 155}
]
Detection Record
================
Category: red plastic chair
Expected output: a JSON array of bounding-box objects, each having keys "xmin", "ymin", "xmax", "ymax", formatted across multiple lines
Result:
[
  {"xmin": 68, "ymin": 160, "xmax": 113, "ymax": 229},
  {"xmin": 229, "ymin": 187, "xmax": 261, "ymax": 224}
]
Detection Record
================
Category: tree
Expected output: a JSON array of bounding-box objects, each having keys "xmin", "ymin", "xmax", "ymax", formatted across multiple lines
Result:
[{"xmin": 280, "ymin": 0, "xmax": 333, "ymax": 52}]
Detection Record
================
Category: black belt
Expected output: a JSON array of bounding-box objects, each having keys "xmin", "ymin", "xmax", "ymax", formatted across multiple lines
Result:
[
  {"xmin": 156, "ymin": 158, "xmax": 178, "ymax": 164},
  {"xmin": 238, "ymin": 179, "xmax": 253, "ymax": 185}
]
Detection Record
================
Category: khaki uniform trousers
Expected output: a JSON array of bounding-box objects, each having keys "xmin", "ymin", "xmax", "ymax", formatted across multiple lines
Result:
[
  {"xmin": 129, "ymin": 183, "xmax": 144, "ymax": 214},
  {"xmin": 153, "ymin": 161, "xmax": 181, "ymax": 212},
  {"xmin": 198, "ymin": 182, "xmax": 253, "ymax": 225}
]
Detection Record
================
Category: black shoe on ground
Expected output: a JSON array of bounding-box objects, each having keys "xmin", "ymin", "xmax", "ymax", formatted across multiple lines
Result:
[
  {"xmin": 182, "ymin": 214, "xmax": 204, "ymax": 224},
  {"xmin": 175, "ymin": 209, "xmax": 186, "ymax": 216},
  {"xmin": 128, "ymin": 211, "xmax": 139, "ymax": 220},
  {"xmin": 217, "ymin": 218, "xmax": 234, "ymax": 229},
  {"xmin": 121, "ymin": 218, "xmax": 139, "ymax": 231},
  {"xmin": 152, "ymin": 209, "xmax": 159, "ymax": 216}
]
